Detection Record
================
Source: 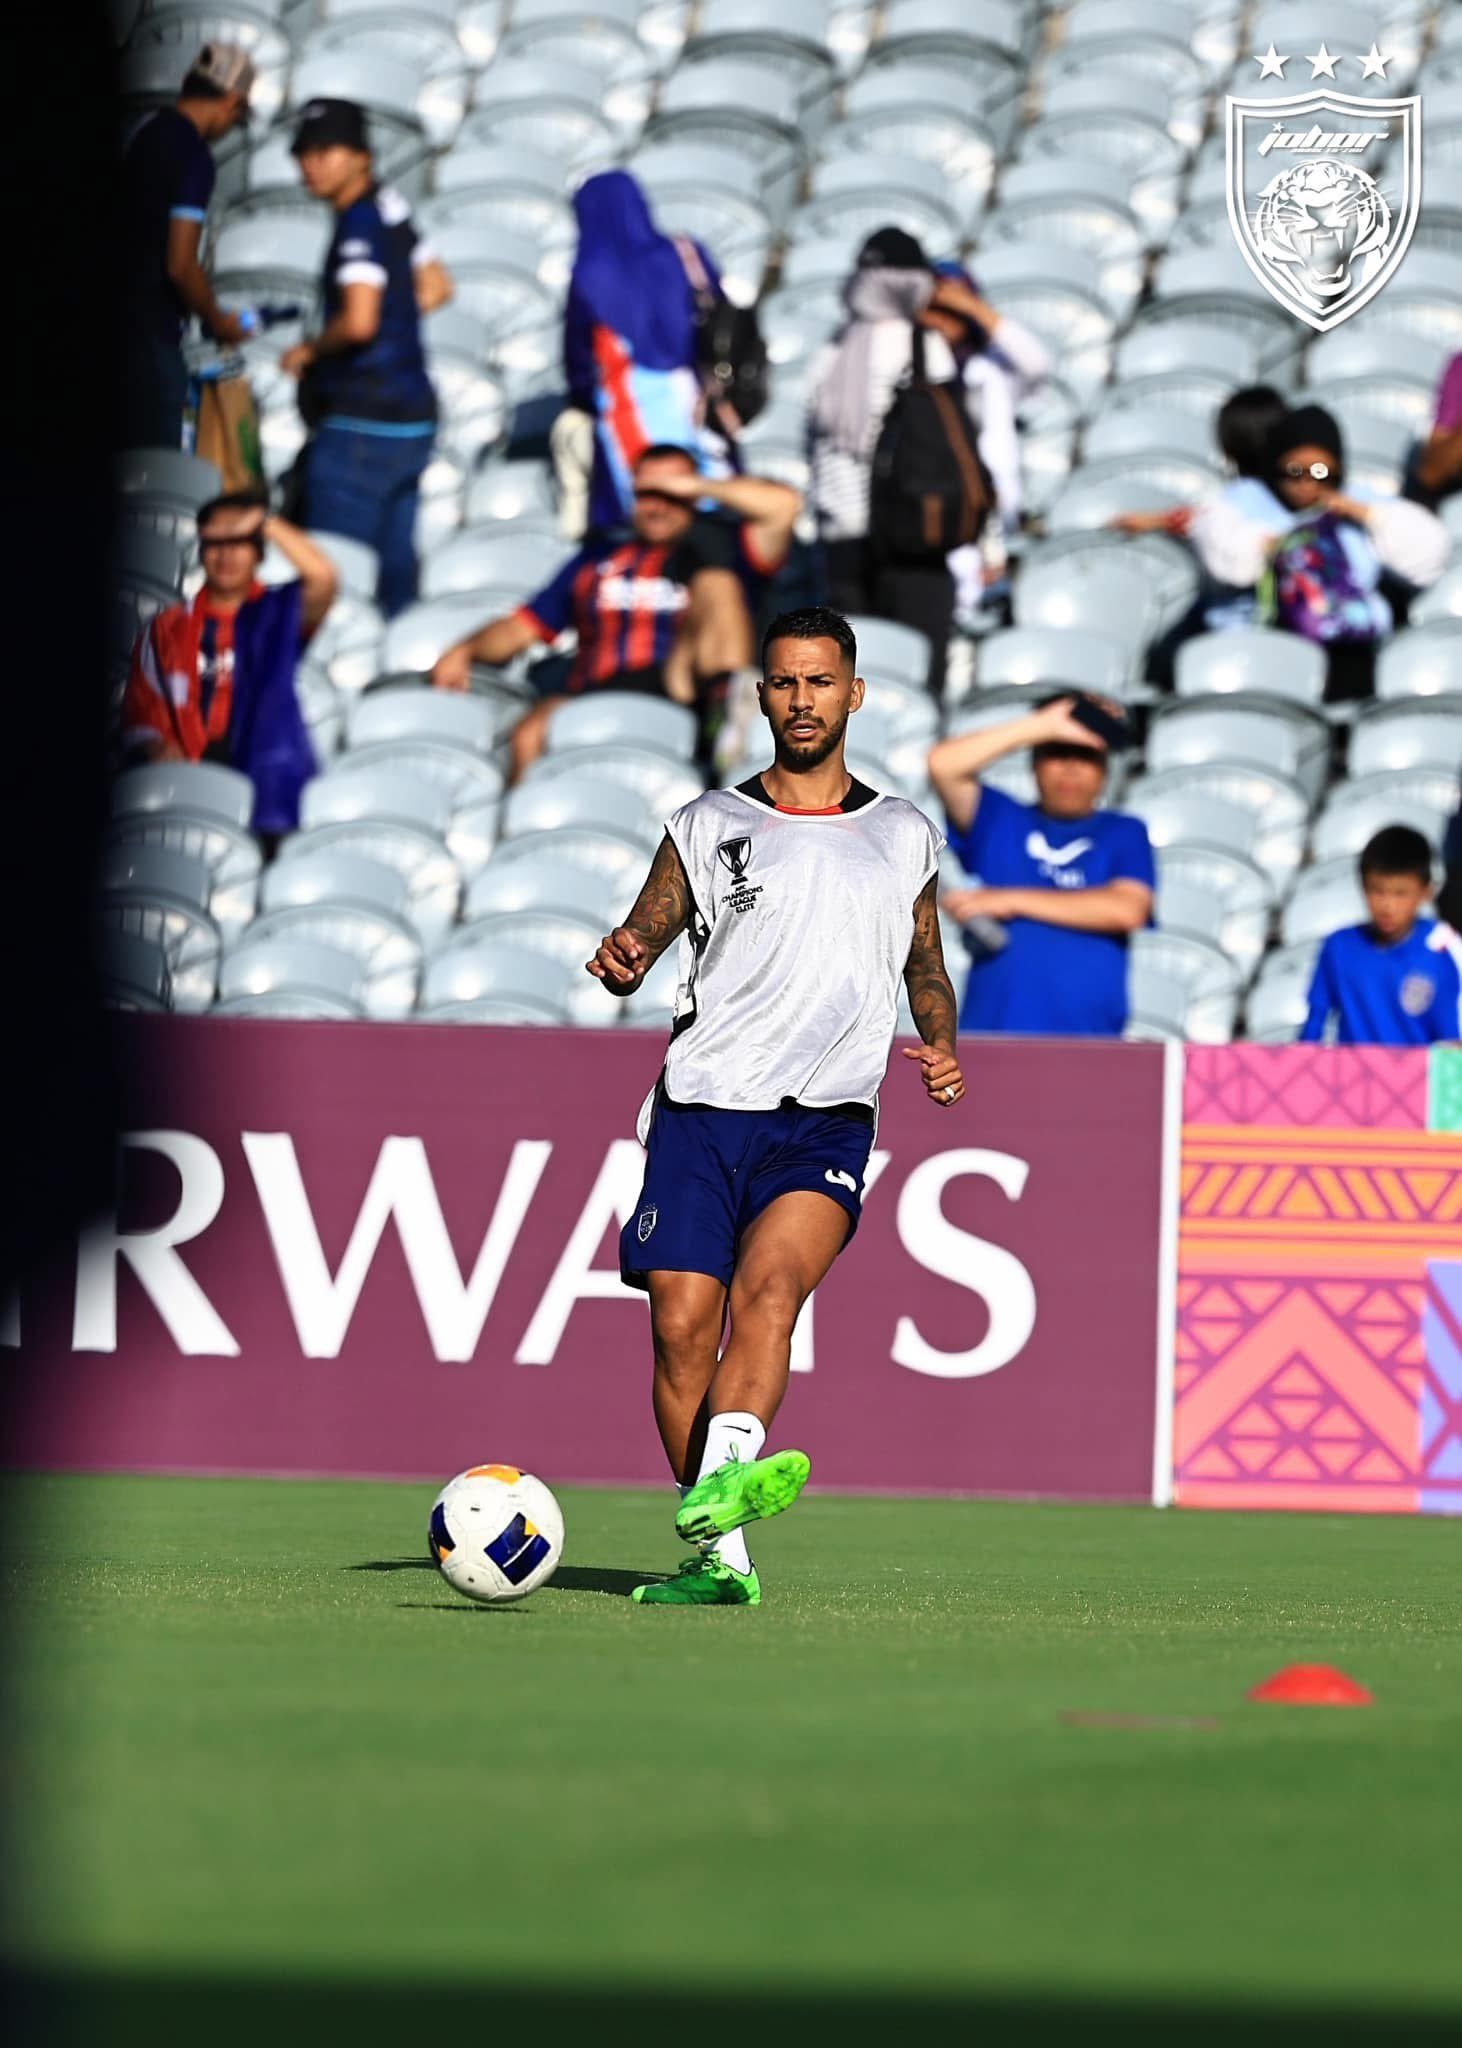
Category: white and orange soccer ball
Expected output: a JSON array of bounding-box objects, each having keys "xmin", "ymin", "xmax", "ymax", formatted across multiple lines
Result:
[{"xmin": 428, "ymin": 1465, "xmax": 565, "ymax": 1603}]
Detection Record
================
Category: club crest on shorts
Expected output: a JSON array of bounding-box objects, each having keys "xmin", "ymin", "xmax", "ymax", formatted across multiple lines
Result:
[
  {"xmin": 1226, "ymin": 85, "xmax": 1420, "ymax": 333},
  {"xmin": 717, "ymin": 836, "xmax": 752, "ymax": 882},
  {"xmin": 637, "ymin": 1204, "xmax": 658, "ymax": 1244}
]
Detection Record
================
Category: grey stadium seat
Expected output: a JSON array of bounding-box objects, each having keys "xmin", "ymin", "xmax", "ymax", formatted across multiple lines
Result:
[
  {"xmin": 800, "ymin": 152, "xmax": 965, "ymax": 247},
  {"xmin": 1147, "ymin": 698, "xmax": 1330, "ymax": 805},
  {"xmin": 112, "ymin": 760, "xmax": 255, "ymax": 830},
  {"xmin": 99, "ymin": 929, "xmax": 172, "ymax": 1012},
  {"xmin": 1310, "ymin": 793, "xmax": 1448, "ymax": 865},
  {"xmin": 463, "ymin": 457, "xmax": 561, "ymax": 527},
  {"xmin": 464, "ymin": 858, "xmax": 617, "ymax": 927},
  {"xmin": 420, "ymin": 937, "xmax": 571, "ymax": 1016},
  {"xmin": 382, "ymin": 595, "xmax": 531, "ymax": 677},
  {"xmin": 485, "ymin": 825, "xmax": 652, "ymax": 886},
  {"xmin": 461, "ymin": 58, "xmax": 617, "ymax": 161},
  {"xmin": 1020, "ymin": 528, "xmax": 1200, "ymax": 636},
  {"xmin": 843, "ymin": 616, "xmax": 931, "ymax": 689},
  {"xmin": 417, "ymin": 997, "xmax": 566, "ymax": 1026},
  {"xmin": 1245, "ymin": 946, "xmax": 1322, "ymax": 1044},
  {"xmin": 346, "ymin": 685, "xmax": 497, "ymax": 755},
  {"xmin": 1013, "ymin": 556, "xmax": 1157, "ymax": 654},
  {"xmin": 462, "ymin": 908, "xmax": 605, "ymax": 972},
  {"xmin": 524, "ymin": 744, "xmax": 704, "ymax": 817},
  {"xmin": 1282, "ymin": 860, "xmax": 1370, "ymax": 949},
  {"xmin": 1411, "ymin": 567, "xmax": 1462, "ymax": 628},
  {"xmin": 274, "ymin": 821, "xmax": 460, "ymax": 945},
  {"xmin": 118, "ymin": 446, "xmax": 220, "ymax": 511},
  {"xmin": 1083, "ymin": 406, "xmax": 1219, "ymax": 470},
  {"xmin": 241, "ymin": 905, "xmax": 420, "ymax": 1020},
  {"xmin": 545, "ymin": 694, "xmax": 698, "ymax": 761},
  {"xmin": 1348, "ymin": 700, "xmax": 1462, "ymax": 777},
  {"xmin": 1124, "ymin": 962, "xmax": 1194, "ymax": 1042},
  {"xmin": 1175, "ymin": 630, "xmax": 1326, "ymax": 708},
  {"xmin": 1129, "ymin": 930, "xmax": 1240, "ymax": 1044},
  {"xmin": 1376, "ymin": 623, "xmax": 1462, "ymax": 700},
  {"xmin": 1122, "ymin": 785, "xmax": 1259, "ymax": 860},
  {"xmin": 301, "ymin": 765, "xmax": 453, "ymax": 840},
  {"xmin": 1313, "ymin": 769, "xmax": 1462, "ymax": 852},
  {"xmin": 975, "ymin": 626, "xmax": 1133, "ymax": 699},
  {"xmin": 828, "ymin": 64, "xmax": 998, "ymax": 187},
  {"xmin": 218, "ymin": 935, "xmax": 366, "ymax": 1018},
  {"xmin": 501, "ymin": 776, "xmax": 662, "ymax": 848},
  {"xmin": 98, "ymin": 846, "xmax": 222, "ymax": 1013},
  {"xmin": 1157, "ymin": 844, "xmax": 1274, "ymax": 974},
  {"xmin": 336, "ymin": 741, "xmax": 505, "ymax": 822},
  {"xmin": 1123, "ymin": 761, "xmax": 1311, "ymax": 874},
  {"xmin": 419, "ymin": 523, "xmax": 558, "ymax": 603},
  {"xmin": 104, "ymin": 811, "xmax": 262, "ymax": 942}
]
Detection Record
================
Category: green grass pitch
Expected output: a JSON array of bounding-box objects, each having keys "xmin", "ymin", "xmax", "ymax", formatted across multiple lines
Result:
[{"xmin": 3, "ymin": 1475, "xmax": 1460, "ymax": 2045}]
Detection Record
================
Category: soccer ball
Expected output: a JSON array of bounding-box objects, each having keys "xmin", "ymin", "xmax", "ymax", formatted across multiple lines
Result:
[{"xmin": 428, "ymin": 1465, "xmax": 564, "ymax": 1603}]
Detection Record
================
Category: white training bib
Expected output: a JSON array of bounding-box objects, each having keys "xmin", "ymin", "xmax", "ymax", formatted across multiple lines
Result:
[{"xmin": 638, "ymin": 777, "xmax": 943, "ymax": 1140}]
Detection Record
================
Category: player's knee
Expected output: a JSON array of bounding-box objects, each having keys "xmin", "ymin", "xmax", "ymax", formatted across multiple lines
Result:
[
  {"xmin": 650, "ymin": 1299, "xmax": 719, "ymax": 1376},
  {"xmin": 732, "ymin": 1268, "xmax": 806, "ymax": 1336}
]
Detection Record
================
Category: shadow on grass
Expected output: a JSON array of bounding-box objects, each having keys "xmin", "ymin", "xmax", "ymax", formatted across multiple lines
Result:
[
  {"xmin": 345, "ymin": 1558, "xmax": 434, "ymax": 1573},
  {"xmin": 393, "ymin": 1601, "xmax": 527, "ymax": 1616},
  {"xmin": 542, "ymin": 1565, "xmax": 649, "ymax": 1598},
  {"xmin": 8, "ymin": 1973, "xmax": 1459, "ymax": 2048}
]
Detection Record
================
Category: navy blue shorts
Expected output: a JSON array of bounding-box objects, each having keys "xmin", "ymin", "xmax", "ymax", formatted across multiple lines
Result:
[{"xmin": 619, "ymin": 1091, "xmax": 877, "ymax": 1292}]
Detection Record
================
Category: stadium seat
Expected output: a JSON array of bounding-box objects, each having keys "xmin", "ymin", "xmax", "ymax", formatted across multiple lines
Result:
[
  {"xmin": 682, "ymin": 0, "xmax": 839, "ymax": 95},
  {"xmin": 1112, "ymin": 319, "xmax": 1263, "ymax": 389},
  {"xmin": 118, "ymin": 447, "xmax": 220, "ymax": 514},
  {"xmin": 1019, "ymin": 528, "xmax": 1200, "ymax": 637},
  {"xmin": 1147, "ymin": 698, "xmax": 1330, "ymax": 805},
  {"xmin": 301, "ymin": 766, "xmax": 453, "ymax": 840},
  {"xmin": 1123, "ymin": 961, "xmax": 1194, "ymax": 1042},
  {"xmin": 211, "ymin": 213, "xmax": 333, "ymax": 302},
  {"xmin": 1359, "ymin": 249, "xmax": 1462, "ymax": 349},
  {"xmin": 648, "ymin": 58, "xmax": 805, "ymax": 168},
  {"xmin": 501, "ymin": 776, "xmax": 662, "ymax": 847},
  {"xmin": 463, "ymin": 458, "xmax": 561, "ymax": 528},
  {"xmin": 218, "ymin": 935, "xmax": 367, "ymax": 1017},
  {"xmin": 800, "ymin": 152, "xmax": 966, "ymax": 247},
  {"xmin": 98, "ymin": 845, "xmax": 222, "ymax": 1013},
  {"xmin": 418, "ymin": 226, "xmax": 553, "ymax": 333},
  {"xmin": 844, "ymin": 617, "xmax": 931, "ymax": 689},
  {"xmin": 1411, "ymin": 565, "xmax": 1462, "ymax": 628},
  {"xmin": 345, "ymin": 685, "xmax": 497, "ymax": 756},
  {"xmin": 1174, "ymin": 630, "xmax": 1326, "ymax": 707},
  {"xmin": 827, "ymin": 63, "xmax": 998, "ymax": 186},
  {"xmin": 1122, "ymin": 785, "xmax": 1258, "ymax": 860},
  {"xmin": 986, "ymin": 153, "xmax": 1140, "ymax": 257},
  {"xmin": 1376, "ymin": 622, "xmax": 1462, "ymax": 700},
  {"xmin": 420, "ymin": 936, "xmax": 571, "ymax": 1015},
  {"xmin": 241, "ymin": 905, "xmax": 421, "ymax": 1019},
  {"xmin": 1044, "ymin": 474, "xmax": 1190, "ymax": 535},
  {"xmin": 99, "ymin": 928, "xmax": 172, "ymax": 1012},
  {"xmin": 1245, "ymin": 945, "xmax": 1321, "ymax": 1043},
  {"xmin": 524, "ymin": 744, "xmax": 703, "ymax": 817},
  {"xmin": 336, "ymin": 741, "xmax": 506, "ymax": 825},
  {"xmin": 1282, "ymin": 859, "xmax": 1370, "ymax": 948},
  {"xmin": 294, "ymin": 659, "xmax": 345, "ymax": 762},
  {"xmin": 1159, "ymin": 842, "xmax": 1274, "ymax": 972},
  {"xmin": 1013, "ymin": 556, "xmax": 1157, "ymax": 654},
  {"xmin": 1129, "ymin": 928, "xmax": 1241, "ymax": 1044},
  {"xmin": 464, "ymin": 858, "xmax": 617, "ymax": 927},
  {"xmin": 275, "ymin": 821, "xmax": 461, "ymax": 945},
  {"xmin": 1310, "ymin": 791, "xmax": 1449, "ymax": 865},
  {"xmin": 1348, "ymin": 700, "xmax": 1462, "ymax": 777},
  {"xmin": 545, "ymin": 694, "xmax": 698, "ymax": 761},
  {"xmin": 304, "ymin": 590, "xmax": 387, "ymax": 695},
  {"xmin": 115, "ymin": 526, "xmax": 186, "ymax": 592},
  {"xmin": 484, "ymin": 825, "xmax": 653, "ymax": 885},
  {"xmin": 416, "ymin": 996, "xmax": 567, "ymax": 1026},
  {"xmin": 111, "ymin": 760, "xmax": 255, "ymax": 830},
  {"xmin": 974, "ymin": 626, "xmax": 1133, "ymax": 699},
  {"xmin": 460, "ymin": 907, "xmax": 606, "ymax": 972},
  {"xmin": 1313, "ymin": 768, "xmax": 1462, "ymax": 853},
  {"xmin": 382, "ymin": 596, "xmax": 520, "ymax": 677},
  {"xmin": 1082, "ymin": 406, "xmax": 1218, "ymax": 471}
]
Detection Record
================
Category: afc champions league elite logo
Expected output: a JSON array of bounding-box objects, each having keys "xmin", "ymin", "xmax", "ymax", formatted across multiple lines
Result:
[
  {"xmin": 716, "ymin": 834, "xmax": 764, "ymax": 915},
  {"xmin": 1226, "ymin": 40, "xmax": 1420, "ymax": 332}
]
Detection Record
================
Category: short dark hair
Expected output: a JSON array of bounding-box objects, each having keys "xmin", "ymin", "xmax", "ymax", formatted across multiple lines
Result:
[
  {"xmin": 180, "ymin": 68, "xmax": 231, "ymax": 100},
  {"xmin": 1359, "ymin": 825, "xmax": 1434, "ymax": 884},
  {"xmin": 197, "ymin": 488, "xmax": 268, "ymax": 533},
  {"xmin": 761, "ymin": 606, "xmax": 857, "ymax": 674},
  {"xmin": 635, "ymin": 443, "xmax": 697, "ymax": 469},
  {"xmin": 1217, "ymin": 385, "xmax": 1288, "ymax": 479}
]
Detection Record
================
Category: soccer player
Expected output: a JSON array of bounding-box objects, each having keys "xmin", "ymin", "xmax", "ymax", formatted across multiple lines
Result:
[{"xmin": 586, "ymin": 606, "xmax": 964, "ymax": 1606}]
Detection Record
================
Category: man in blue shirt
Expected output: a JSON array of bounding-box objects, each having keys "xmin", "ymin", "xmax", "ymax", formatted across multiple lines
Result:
[
  {"xmin": 280, "ymin": 100, "xmax": 453, "ymax": 618},
  {"xmin": 1301, "ymin": 826, "xmax": 1462, "ymax": 1045},
  {"xmin": 120, "ymin": 42, "xmax": 254, "ymax": 449},
  {"xmin": 927, "ymin": 696, "xmax": 1155, "ymax": 1035}
]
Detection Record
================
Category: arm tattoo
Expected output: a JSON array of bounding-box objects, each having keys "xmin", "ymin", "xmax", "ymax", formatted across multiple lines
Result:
[
  {"xmin": 622, "ymin": 834, "xmax": 693, "ymax": 964},
  {"xmin": 903, "ymin": 877, "xmax": 958, "ymax": 1049}
]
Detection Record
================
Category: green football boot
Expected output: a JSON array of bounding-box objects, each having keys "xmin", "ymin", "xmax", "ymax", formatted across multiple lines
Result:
[
  {"xmin": 675, "ymin": 1448, "xmax": 811, "ymax": 1546},
  {"xmin": 632, "ymin": 1554, "xmax": 762, "ymax": 1605}
]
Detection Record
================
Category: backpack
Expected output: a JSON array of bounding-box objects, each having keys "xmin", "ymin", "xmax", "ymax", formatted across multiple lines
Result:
[
  {"xmin": 676, "ymin": 237, "xmax": 770, "ymax": 429},
  {"xmin": 1258, "ymin": 512, "xmax": 1387, "ymax": 644},
  {"xmin": 869, "ymin": 326, "xmax": 993, "ymax": 563}
]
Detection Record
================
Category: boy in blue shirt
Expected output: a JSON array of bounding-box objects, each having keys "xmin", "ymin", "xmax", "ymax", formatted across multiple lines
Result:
[
  {"xmin": 927, "ymin": 695, "xmax": 1155, "ymax": 1035},
  {"xmin": 1300, "ymin": 826, "xmax": 1462, "ymax": 1045}
]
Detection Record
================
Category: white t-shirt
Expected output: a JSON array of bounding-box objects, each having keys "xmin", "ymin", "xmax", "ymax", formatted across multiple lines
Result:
[{"xmin": 638, "ymin": 774, "xmax": 945, "ymax": 1138}]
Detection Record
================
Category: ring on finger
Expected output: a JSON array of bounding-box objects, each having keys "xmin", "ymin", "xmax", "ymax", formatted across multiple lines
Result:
[{"xmin": 943, "ymin": 1084, "xmax": 957, "ymax": 1101}]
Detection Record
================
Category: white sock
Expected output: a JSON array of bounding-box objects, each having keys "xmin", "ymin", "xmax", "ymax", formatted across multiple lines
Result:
[{"xmin": 688, "ymin": 1412, "xmax": 765, "ymax": 1577}]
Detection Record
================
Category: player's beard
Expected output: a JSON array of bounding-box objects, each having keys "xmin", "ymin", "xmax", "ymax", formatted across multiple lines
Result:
[{"xmin": 774, "ymin": 711, "xmax": 847, "ymax": 770}]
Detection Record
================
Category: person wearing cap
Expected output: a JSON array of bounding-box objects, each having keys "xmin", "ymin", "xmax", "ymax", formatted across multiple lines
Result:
[
  {"xmin": 280, "ymin": 99, "xmax": 452, "ymax": 619},
  {"xmin": 119, "ymin": 42, "xmax": 254, "ymax": 449},
  {"xmin": 926, "ymin": 697, "xmax": 1155, "ymax": 1037},
  {"xmin": 805, "ymin": 228, "xmax": 975, "ymax": 700}
]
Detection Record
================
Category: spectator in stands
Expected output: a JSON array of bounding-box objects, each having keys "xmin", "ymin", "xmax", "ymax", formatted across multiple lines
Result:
[
  {"xmin": 121, "ymin": 492, "xmax": 337, "ymax": 833},
  {"xmin": 927, "ymin": 696, "xmax": 1154, "ymax": 1037},
  {"xmin": 1410, "ymin": 350, "xmax": 1462, "ymax": 507},
  {"xmin": 280, "ymin": 100, "xmax": 453, "ymax": 620},
  {"xmin": 560, "ymin": 170, "xmax": 714, "ymax": 538},
  {"xmin": 1301, "ymin": 827, "xmax": 1461, "ymax": 1045},
  {"xmin": 922, "ymin": 260, "xmax": 1053, "ymax": 623},
  {"xmin": 807, "ymin": 228, "xmax": 973, "ymax": 701},
  {"xmin": 120, "ymin": 43, "xmax": 254, "ymax": 450},
  {"xmin": 430, "ymin": 445, "xmax": 799, "ymax": 779},
  {"xmin": 1111, "ymin": 385, "xmax": 1289, "ymax": 634}
]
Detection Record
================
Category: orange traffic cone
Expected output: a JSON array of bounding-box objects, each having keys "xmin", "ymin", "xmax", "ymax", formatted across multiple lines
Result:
[{"xmin": 1247, "ymin": 1664, "xmax": 1374, "ymax": 1706}]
